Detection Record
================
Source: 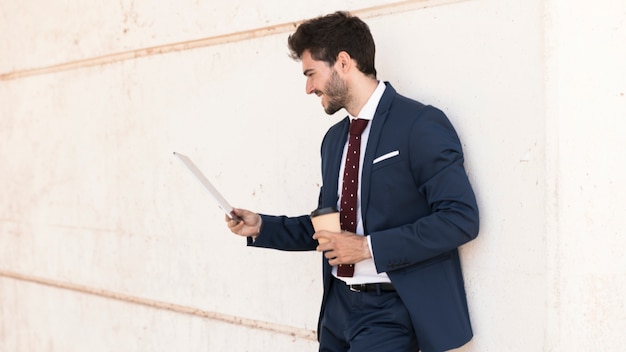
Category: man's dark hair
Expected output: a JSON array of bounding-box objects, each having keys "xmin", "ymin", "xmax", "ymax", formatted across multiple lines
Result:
[{"xmin": 288, "ymin": 11, "xmax": 377, "ymax": 78}]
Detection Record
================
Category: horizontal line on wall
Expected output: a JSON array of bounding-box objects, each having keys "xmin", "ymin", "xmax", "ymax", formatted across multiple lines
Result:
[
  {"xmin": 0, "ymin": 269, "xmax": 317, "ymax": 341},
  {"xmin": 0, "ymin": 0, "xmax": 468, "ymax": 81}
]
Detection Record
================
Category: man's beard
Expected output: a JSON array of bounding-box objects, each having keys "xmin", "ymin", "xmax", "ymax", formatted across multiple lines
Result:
[{"xmin": 323, "ymin": 69, "xmax": 350, "ymax": 115}]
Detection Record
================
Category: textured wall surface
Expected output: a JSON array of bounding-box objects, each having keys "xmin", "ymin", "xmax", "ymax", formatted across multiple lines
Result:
[
  {"xmin": 1, "ymin": 0, "xmax": 624, "ymax": 351},
  {"xmin": 543, "ymin": 1, "xmax": 626, "ymax": 350}
]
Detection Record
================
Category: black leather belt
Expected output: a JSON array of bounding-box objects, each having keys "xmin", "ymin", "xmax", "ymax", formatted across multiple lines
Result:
[{"xmin": 348, "ymin": 282, "xmax": 395, "ymax": 293}]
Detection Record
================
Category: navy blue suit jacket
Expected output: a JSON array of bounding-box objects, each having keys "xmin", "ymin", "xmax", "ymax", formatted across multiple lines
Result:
[{"xmin": 250, "ymin": 83, "xmax": 479, "ymax": 352}]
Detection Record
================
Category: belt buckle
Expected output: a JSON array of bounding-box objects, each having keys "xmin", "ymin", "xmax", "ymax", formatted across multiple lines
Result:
[{"xmin": 349, "ymin": 284, "xmax": 363, "ymax": 293}]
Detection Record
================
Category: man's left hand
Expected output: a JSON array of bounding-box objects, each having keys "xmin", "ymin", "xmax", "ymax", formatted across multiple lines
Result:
[{"xmin": 313, "ymin": 231, "xmax": 372, "ymax": 265}]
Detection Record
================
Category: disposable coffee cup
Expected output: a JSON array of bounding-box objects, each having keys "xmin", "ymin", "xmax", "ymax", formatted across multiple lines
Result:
[{"xmin": 310, "ymin": 206, "xmax": 341, "ymax": 244}]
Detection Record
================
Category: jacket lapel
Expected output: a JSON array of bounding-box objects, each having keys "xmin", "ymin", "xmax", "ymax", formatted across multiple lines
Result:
[
  {"xmin": 360, "ymin": 83, "xmax": 396, "ymax": 230},
  {"xmin": 321, "ymin": 117, "xmax": 350, "ymax": 208}
]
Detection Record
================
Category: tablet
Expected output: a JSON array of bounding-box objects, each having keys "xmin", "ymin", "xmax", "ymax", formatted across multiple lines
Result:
[{"xmin": 173, "ymin": 152, "xmax": 239, "ymax": 220}]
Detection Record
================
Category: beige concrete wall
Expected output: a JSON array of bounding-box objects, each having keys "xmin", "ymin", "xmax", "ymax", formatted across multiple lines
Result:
[{"xmin": 1, "ymin": 0, "xmax": 624, "ymax": 351}]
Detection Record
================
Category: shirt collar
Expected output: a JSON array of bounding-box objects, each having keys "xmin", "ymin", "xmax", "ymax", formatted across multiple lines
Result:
[{"xmin": 348, "ymin": 81, "xmax": 387, "ymax": 121}]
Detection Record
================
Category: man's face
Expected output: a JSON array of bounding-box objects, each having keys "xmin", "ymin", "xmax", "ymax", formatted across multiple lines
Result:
[{"xmin": 301, "ymin": 50, "xmax": 349, "ymax": 115}]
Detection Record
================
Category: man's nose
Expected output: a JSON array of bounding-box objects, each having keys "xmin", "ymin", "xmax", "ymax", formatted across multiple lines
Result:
[{"xmin": 305, "ymin": 79, "xmax": 315, "ymax": 95}]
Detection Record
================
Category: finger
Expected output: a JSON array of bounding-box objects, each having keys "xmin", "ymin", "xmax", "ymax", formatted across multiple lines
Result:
[
  {"xmin": 316, "ymin": 240, "xmax": 333, "ymax": 251},
  {"xmin": 313, "ymin": 230, "xmax": 332, "ymax": 242},
  {"xmin": 327, "ymin": 257, "xmax": 340, "ymax": 266},
  {"xmin": 231, "ymin": 210, "xmax": 245, "ymax": 222},
  {"xmin": 230, "ymin": 222, "xmax": 245, "ymax": 234},
  {"xmin": 227, "ymin": 219, "xmax": 239, "ymax": 229}
]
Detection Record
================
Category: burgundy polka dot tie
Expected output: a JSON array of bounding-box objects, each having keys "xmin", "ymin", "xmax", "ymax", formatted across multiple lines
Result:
[{"xmin": 338, "ymin": 118, "xmax": 369, "ymax": 277}]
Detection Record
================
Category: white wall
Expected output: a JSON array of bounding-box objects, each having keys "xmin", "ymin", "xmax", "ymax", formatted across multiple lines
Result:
[
  {"xmin": 544, "ymin": 1, "xmax": 626, "ymax": 350},
  {"xmin": 1, "ymin": 0, "xmax": 624, "ymax": 351}
]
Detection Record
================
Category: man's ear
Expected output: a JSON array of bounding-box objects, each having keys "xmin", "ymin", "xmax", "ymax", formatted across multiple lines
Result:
[{"xmin": 336, "ymin": 51, "xmax": 352, "ymax": 72}]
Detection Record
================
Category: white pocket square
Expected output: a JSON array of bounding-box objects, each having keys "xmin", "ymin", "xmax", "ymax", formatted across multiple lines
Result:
[{"xmin": 373, "ymin": 150, "xmax": 399, "ymax": 164}]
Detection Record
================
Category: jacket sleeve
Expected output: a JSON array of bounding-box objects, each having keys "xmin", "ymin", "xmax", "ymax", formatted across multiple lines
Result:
[
  {"xmin": 369, "ymin": 107, "xmax": 479, "ymax": 273},
  {"xmin": 247, "ymin": 214, "xmax": 318, "ymax": 251}
]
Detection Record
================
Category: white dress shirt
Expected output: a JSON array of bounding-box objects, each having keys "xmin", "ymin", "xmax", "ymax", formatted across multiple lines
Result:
[{"xmin": 334, "ymin": 81, "xmax": 391, "ymax": 285}]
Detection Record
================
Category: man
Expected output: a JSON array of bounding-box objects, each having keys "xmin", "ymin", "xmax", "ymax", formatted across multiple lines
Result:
[{"xmin": 226, "ymin": 11, "xmax": 479, "ymax": 352}]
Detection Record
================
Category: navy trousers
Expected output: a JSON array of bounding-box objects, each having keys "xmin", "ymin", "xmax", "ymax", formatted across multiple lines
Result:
[{"xmin": 319, "ymin": 278, "xmax": 419, "ymax": 352}]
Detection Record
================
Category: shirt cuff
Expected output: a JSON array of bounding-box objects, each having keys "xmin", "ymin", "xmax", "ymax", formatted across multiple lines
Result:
[{"xmin": 366, "ymin": 235, "xmax": 375, "ymax": 259}]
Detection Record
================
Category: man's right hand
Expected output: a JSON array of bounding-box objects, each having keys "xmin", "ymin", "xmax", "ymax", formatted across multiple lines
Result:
[{"xmin": 225, "ymin": 208, "xmax": 262, "ymax": 238}]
